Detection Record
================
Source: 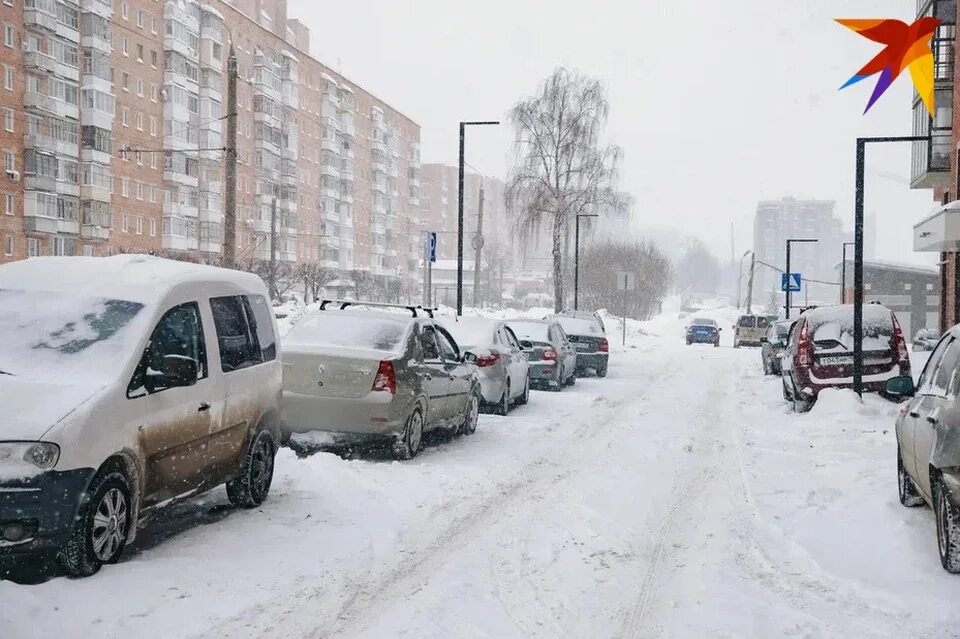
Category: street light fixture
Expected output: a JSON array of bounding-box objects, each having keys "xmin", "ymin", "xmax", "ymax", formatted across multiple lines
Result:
[
  {"xmin": 457, "ymin": 120, "xmax": 500, "ymax": 316},
  {"xmin": 841, "ymin": 241, "xmax": 855, "ymax": 304},
  {"xmin": 574, "ymin": 213, "xmax": 599, "ymax": 311},
  {"xmin": 785, "ymin": 238, "xmax": 817, "ymax": 319}
]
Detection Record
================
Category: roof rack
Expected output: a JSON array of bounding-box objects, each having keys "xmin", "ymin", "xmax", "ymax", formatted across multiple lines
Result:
[{"xmin": 317, "ymin": 299, "xmax": 436, "ymax": 318}]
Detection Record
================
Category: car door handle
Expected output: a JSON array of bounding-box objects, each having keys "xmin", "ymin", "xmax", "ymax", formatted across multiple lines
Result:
[
  {"xmin": 198, "ymin": 402, "xmax": 211, "ymax": 412},
  {"xmin": 909, "ymin": 411, "xmax": 921, "ymax": 418}
]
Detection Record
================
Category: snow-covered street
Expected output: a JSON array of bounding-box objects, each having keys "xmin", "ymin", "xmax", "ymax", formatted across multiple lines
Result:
[{"xmin": 4, "ymin": 312, "xmax": 960, "ymax": 638}]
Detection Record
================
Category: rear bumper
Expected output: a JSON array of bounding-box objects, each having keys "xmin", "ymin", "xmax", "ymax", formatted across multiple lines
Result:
[
  {"xmin": 0, "ymin": 468, "xmax": 94, "ymax": 556},
  {"xmin": 687, "ymin": 333, "xmax": 718, "ymax": 344},
  {"xmin": 528, "ymin": 362, "xmax": 561, "ymax": 384},
  {"xmin": 792, "ymin": 365, "xmax": 906, "ymax": 398},
  {"xmin": 475, "ymin": 369, "xmax": 507, "ymax": 404},
  {"xmin": 575, "ymin": 353, "xmax": 608, "ymax": 371},
  {"xmin": 281, "ymin": 390, "xmax": 410, "ymax": 437}
]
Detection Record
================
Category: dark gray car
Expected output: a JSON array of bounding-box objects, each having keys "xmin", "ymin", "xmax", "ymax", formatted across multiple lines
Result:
[
  {"xmin": 549, "ymin": 315, "xmax": 609, "ymax": 377},
  {"xmin": 506, "ymin": 319, "xmax": 578, "ymax": 391},
  {"xmin": 761, "ymin": 319, "xmax": 794, "ymax": 375}
]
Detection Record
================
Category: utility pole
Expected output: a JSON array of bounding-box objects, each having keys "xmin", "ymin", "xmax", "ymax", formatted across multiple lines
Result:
[
  {"xmin": 472, "ymin": 181, "xmax": 484, "ymax": 308},
  {"xmin": 222, "ymin": 44, "xmax": 238, "ymax": 268},
  {"xmin": 744, "ymin": 251, "xmax": 756, "ymax": 312},
  {"xmin": 269, "ymin": 197, "xmax": 277, "ymax": 299},
  {"xmin": 456, "ymin": 120, "xmax": 498, "ymax": 316}
]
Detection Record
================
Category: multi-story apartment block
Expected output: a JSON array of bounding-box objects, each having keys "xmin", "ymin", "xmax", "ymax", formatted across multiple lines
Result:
[{"xmin": 0, "ymin": 0, "xmax": 422, "ymax": 295}]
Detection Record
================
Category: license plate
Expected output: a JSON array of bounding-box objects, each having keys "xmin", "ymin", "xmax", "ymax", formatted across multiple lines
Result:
[
  {"xmin": 819, "ymin": 355, "xmax": 853, "ymax": 366},
  {"xmin": 575, "ymin": 343, "xmax": 591, "ymax": 351}
]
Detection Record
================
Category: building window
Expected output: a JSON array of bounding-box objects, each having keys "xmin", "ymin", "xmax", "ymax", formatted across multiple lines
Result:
[
  {"xmin": 136, "ymin": 216, "xmax": 143, "ymax": 234},
  {"xmin": 151, "ymin": 84, "xmax": 158, "ymax": 102},
  {"xmin": 121, "ymin": 72, "xmax": 129, "ymax": 91},
  {"xmin": 149, "ymin": 218, "xmax": 157, "ymax": 236},
  {"xmin": 150, "ymin": 16, "xmax": 157, "ymax": 34},
  {"xmin": 121, "ymin": 106, "xmax": 129, "ymax": 126},
  {"xmin": 4, "ymin": 193, "xmax": 12, "ymax": 215},
  {"xmin": 121, "ymin": 177, "xmax": 129, "ymax": 197},
  {"xmin": 136, "ymin": 79, "xmax": 143, "ymax": 97},
  {"xmin": 3, "ymin": 234, "xmax": 11, "ymax": 256},
  {"xmin": 3, "ymin": 65, "xmax": 12, "ymax": 90},
  {"xmin": 121, "ymin": 37, "xmax": 128, "ymax": 56},
  {"xmin": 149, "ymin": 116, "xmax": 157, "ymax": 136},
  {"xmin": 4, "ymin": 150, "xmax": 14, "ymax": 172},
  {"xmin": 136, "ymin": 9, "xmax": 144, "ymax": 28},
  {"xmin": 52, "ymin": 236, "xmax": 66, "ymax": 256},
  {"xmin": 83, "ymin": 245, "xmax": 94, "ymax": 257},
  {"xmin": 136, "ymin": 182, "xmax": 144, "ymax": 200},
  {"xmin": 121, "ymin": 2, "xmax": 128, "ymax": 20},
  {"xmin": 150, "ymin": 50, "xmax": 158, "ymax": 67},
  {"xmin": 2, "ymin": 108, "xmax": 12, "ymax": 133},
  {"xmin": 27, "ymin": 237, "xmax": 40, "ymax": 257},
  {"xmin": 137, "ymin": 43, "xmax": 143, "ymax": 61},
  {"xmin": 136, "ymin": 112, "xmax": 143, "ymax": 131},
  {"xmin": 122, "ymin": 214, "xmax": 129, "ymax": 233},
  {"xmin": 150, "ymin": 153, "xmax": 157, "ymax": 169},
  {"xmin": 3, "ymin": 24, "xmax": 13, "ymax": 48}
]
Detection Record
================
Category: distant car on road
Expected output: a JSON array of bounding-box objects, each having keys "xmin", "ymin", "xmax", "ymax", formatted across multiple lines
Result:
[
  {"xmin": 685, "ymin": 317, "xmax": 720, "ymax": 347},
  {"xmin": 437, "ymin": 316, "xmax": 530, "ymax": 415},
  {"xmin": 890, "ymin": 326, "xmax": 960, "ymax": 572},
  {"xmin": 780, "ymin": 304, "xmax": 910, "ymax": 412},
  {"xmin": 281, "ymin": 302, "xmax": 482, "ymax": 459},
  {"xmin": 549, "ymin": 314, "xmax": 609, "ymax": 377},
  {"xmin": 733, "ymin": 314, "xmax": 771, "ymax": 348},
  {"xmin": 913, "ymin": 328, "xmax": 940, "ymax": 352},
  {"xmin": 506, "ymin": 319, "xmax": 578, "ymax": 390},
  {"xmin": 761, "ymin": 319, "xmax": 795, "ymax": 375}
]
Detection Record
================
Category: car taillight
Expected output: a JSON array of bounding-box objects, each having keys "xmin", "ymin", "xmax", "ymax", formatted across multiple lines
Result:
[
  {"xmin": 542, "ymin": 349, "xmax": 557, "ymax": 361},
  {"xmin": 796, "ymin": 321, "xmax": 813, "ymax": 367},
  {"xmin": 599, "ymin": 338, "xmax": 609, "ymax": 353},
  {"xmin": 476, "ymin": 353, "xmax": 500, "ymax": 367},
  {"xmin": 372, "ymin": 360, "xmax": 397, "ymax": 394},
  {"xmin": 891, "ymin": 314, "xmax": 909, "ymax": 364}
]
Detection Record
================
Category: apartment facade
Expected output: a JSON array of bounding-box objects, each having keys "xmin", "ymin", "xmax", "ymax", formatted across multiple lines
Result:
[{"xmin": 0, "ymin": 0, "xmax": 422, "ymax": 294}]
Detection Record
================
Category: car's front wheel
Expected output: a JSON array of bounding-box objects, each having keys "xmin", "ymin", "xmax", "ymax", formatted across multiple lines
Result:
[
  {"xmin": 898, "ymin": 451, "xmax": 924, "ymax": 507},
  {"xmin": 59, "ymin": 470, "xmax": 131, "ymax": 578},
  {"xmin": 227, "ymin": 429, "xmax": 276, "ymax": 508},
  {"xmin": 936, "ymin": 476, "xmax": 960, "ymax": 573}
]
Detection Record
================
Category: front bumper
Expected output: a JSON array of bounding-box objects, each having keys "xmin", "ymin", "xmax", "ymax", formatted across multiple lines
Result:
[{"xmin": 0, "ymin": 468, "xmax": 94, "ymax": 556}]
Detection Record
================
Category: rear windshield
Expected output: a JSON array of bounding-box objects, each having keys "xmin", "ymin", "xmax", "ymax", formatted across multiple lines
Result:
[
  {"xmin": 691, "ymin": 318, "xmax": 716, "ymax": 327},
  {"xmin": 285, "ymin": 312, "xmax": 407, "ymax": 352},
  {"xmin": 807, "ymin": 307, "xmax": 893, "ymax": 353},
  {"xmin": 438, "ymin": 318, "xmax": 495, "ymax": 350},
  {"xmin": 757, "ymin": 317, "xmax": 771, "ymax": 328},
  {"xmin": 737, "ymin": 316, "xmax": 755, "ymax": 327},
  {"xmin": 508, "ymin": 321, "xmax": 550, "ymax": 342},
  {"xmin": 555, "ymin": 317, "xmax": 603, "ymax": 336}
]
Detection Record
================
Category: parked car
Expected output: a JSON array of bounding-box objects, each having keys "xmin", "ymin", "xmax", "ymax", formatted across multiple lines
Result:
[
  {"xmin": 685, "ymin": 317, "xmax": 720, "ymax": 347},
  {"xmin": 554, "ymin": 309, "xmax": 606, "ymax": 334},
  {"xmin": 761, "ymin": 319, "xmax": 795, "ymax": 375},
  {"xmin": 914, "ymin": 327, "xmax": 940, "ymax": 352},
  {"xmin": 550, "ymin": 314, "xmax": 609, "ymax": 377},
  {"xmin": 890, "ymin": 327, "xmax": 960, "ymax": 572},
  {"xmin": 506, "ymin": 319, "xmax": 578, "ymax": 390},
  {"xmin": 733, "ymin": 314, "xmax": 771, "ymax": 348},
  {"xmin": 438, "ymin": 316, "xmax": 530, "ymax": 415},
  {"xmin": 281, "ymin": 301, "xmax": 482, "ymax": 459},
  {"xmin": 780, "ymin": 304, "xmax": 910, "ymax": 412},
  {"xmin": 0, "ymin": 255, "xmax": 283, "ymax": 577}
]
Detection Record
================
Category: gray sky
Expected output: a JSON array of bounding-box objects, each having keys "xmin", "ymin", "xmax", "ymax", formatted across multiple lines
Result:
[{"xmin": 289, "ymin": 0, "xmax": 940, "ymax": 267}]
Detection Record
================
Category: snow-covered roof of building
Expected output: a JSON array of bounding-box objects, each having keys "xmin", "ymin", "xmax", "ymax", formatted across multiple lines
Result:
[
  {"xmin": 0, "ymin": 255, "xmax": 266, "ymax": 305},
  {"xmin": 833, "ymin": 258, "xmax": 938, "ymax": 276}
]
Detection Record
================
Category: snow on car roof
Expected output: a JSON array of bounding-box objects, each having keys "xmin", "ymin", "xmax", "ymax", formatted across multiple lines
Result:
[
  {"xmin": 0, "ymin": 255, "xmax": 265, "ymax": 305},
  {"xmin": 285, "ymin": 309, "xmax": 411, "ymax": 353}
]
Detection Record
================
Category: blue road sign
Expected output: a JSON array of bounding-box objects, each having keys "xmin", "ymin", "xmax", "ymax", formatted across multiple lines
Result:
[
  {"xmin": 427, "ymin": 232, "xmax": 437, "ymax": 263},
  {"xmin": 781, "ymin": 273, "xmax": 801, "ymax": 292}
]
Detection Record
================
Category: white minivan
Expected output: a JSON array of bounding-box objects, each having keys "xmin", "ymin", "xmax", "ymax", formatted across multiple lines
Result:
[{"xmin": 0, "ymin": 255, "xmax": 283, "ymax": 576}]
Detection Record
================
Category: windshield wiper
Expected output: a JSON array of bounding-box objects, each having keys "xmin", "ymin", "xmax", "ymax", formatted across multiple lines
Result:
[{"xmin": 0, "ymin": 369, "xmax": 13, "ymax": 376}]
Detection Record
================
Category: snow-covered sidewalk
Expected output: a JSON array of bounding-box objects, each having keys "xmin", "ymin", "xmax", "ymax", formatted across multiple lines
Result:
[{"xmin": 3, "ymin": 321, "xmax": 960, "ymax": 638}]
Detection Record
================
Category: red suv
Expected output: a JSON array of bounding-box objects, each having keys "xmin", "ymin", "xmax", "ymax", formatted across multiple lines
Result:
[{"xmin": 780, "ymin": 304, "xmax": 911, "ymax": 412}]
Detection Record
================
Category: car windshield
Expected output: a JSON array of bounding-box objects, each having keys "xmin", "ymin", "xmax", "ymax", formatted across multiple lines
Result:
[
  {"xmin": 507, "ymin": 321, "xmax": 550, "ymax": 342},
  {"xmin": 285, "ymin": 312, "xmax": 408, "ymax": 352},
  {"xmin": 555, "ymin": 317, "xmax": 603, "ymax": 335},
  {"xmin": 0, "ymin": 288, "xmax": 146, "ymax": 380}
]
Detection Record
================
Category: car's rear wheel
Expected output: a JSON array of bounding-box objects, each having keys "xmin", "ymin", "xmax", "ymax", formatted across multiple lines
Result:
[
  {"xmin": 565, "ymin": 370, "xmax": 576, "ymax": 387},
  {"xmin": 935, "ymin": 476, "xmax": 960, "ymax": 573},
  {"xmin": 227, "ymin": 429, "xmax": 276, "ymax": 508},
  {"xmin": 461, "ymin": 392, "xmax": 480, "ymax": 435},
  {"xmin": 793, "ymin": 388, "xmax": 814, "ymax": 413},
  {"xmin": 517, "ymin": 378, "xmax": 530, "ymax": 405},
  {"xmin": 898, "ymin": 451, "xmax": 925, "ymax": 507},
  {"xmin": 495, "ymin": 381, "xmax": 510, "ymax": 416},
  {"xmin": 393, "ymin": 407, "xmax": 424, "ymax": 460},
  {"xmin": 597, "ymin": 366, "xmax": 608, "ymax": 378},
  {"xmin": 59, "ymin": 471, "xmax": 131, "ymax": 578}
]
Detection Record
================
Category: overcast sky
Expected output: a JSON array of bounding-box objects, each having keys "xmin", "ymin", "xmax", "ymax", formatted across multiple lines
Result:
[{"xmin": 290, "ymin": 0, "xmax": 941, "ymax": 267}]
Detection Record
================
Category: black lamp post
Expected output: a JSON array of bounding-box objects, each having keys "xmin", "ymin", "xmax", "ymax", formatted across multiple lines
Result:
[
  {"xmin": 457, "ymin": 120, "xmax": 499, "ymax": 316},
  {"xmin": 574, "ymin": 213, "xmax": 599, "ymax": 310},
  {"xmin": 841, "ymin": 241, "xmax": 855, "ymax": 304},
  {"xmin": 785, "ymin": 238, "xmax": 817, "ymax": 319}
]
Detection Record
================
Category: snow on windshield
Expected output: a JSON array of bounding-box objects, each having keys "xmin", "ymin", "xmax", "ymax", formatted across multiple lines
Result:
[
  {"xmin": 508, "ymin": 320, "xmax": 550, "ymax": 342},
  {"xmin": 0, "ymin": 289, "xmax": 146, "ymax": 380},
  {"xmin": 555, "ymin": 317, "xmax": 602, "ymax": 335},
  {"xmin": 438, "ymin": 317, "xmax": 495, "ymax": 349},
  {"xmin": 808, "ymin": 306, "xmax": 892, "ymax": 353},
  {"xmin": 285, "ymin": 312, "xmax": 407, "ymax": 352}
]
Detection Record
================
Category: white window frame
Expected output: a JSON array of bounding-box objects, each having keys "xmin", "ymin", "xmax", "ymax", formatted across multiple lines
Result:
[
  {"xmin": 3, "ymin": 24, "xmax": 13, "ymax": 48},
  {"xmin": 27, "ymin": 237, "xmax": 40, "ymax": 257},
  {"xmin": 4, "ymin": 193, "xmax": 12, "ymax": 215},
  {"xmin": 149, "ymin": 218, "xmax": 157, "ymax": 236},
  {"xmin": 122, "ymin": 214, "xmax": 129, "ymax": 233},
  {"xmin": 3, "ymin": 65, "xmax": 12, "ymax": 91},
  {"xmin": 121, "ymin": 2, "xmax": 128, "ymax": 20},
  {"xmin": 136, "ymin": 216, "xmax": 143, "ymax": 235},
  {"xmin": 2, "ymin": 108, "xmax": 12, "ymax": 132},
  {"xmin": 121, "ymin": 177, "xmax": 129, "ymax": 197}
]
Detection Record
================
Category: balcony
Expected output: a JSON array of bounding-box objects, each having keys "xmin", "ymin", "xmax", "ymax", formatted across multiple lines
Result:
[
  {"xmin": 247, "ymin": 218, "xmax": 272, "ymax": 233},
  {"xmin": 24, "ymin": 50, "xmax": 57, "ymax": 74},
  {"xmin": 24, "ymin": 174, "xmax": 56, "ymax": 192},
  {"xmin": 162, "ymin": 234, "xmax": 199, "ymax": 251},
  {"xmin": 164, "ymin": 201, "xmax": 199, "ymax": 219},
  {"xmin": 911, "ymin": 10, "xmax": 954, "ymax": 189},
  {"xmin": 24, "ymin": 91, "xmax": 56, "ymax": 114},
  {"xmin": 321, "ymin": 138, "xmax": 340, "ymax": 154},
  {"xmin": 321, "ymin": 163, "xmax": 340, "ymax": 178},
  {"xmin": 80, "ymin": 224, "xmax": 109, "ymax": 240},
  {"xmin": 915, "ymin": 200, "xmax": 960, "ymax": 251},
  {"xmin": 24, "ymin": 8, "xmax": 57, "ymax": 32},
  {"xmin": 26, "ymin": 132, "xmax": 77, "ymax": 158},
  {"xmin": 80, "ymin": 183, "xmax": 110, "ymax": 203}
]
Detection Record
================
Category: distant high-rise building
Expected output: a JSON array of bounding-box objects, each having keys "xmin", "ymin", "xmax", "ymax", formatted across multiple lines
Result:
[{"xmin": 752, "ymin": 197, "xmax": 844, "ymax": 305}]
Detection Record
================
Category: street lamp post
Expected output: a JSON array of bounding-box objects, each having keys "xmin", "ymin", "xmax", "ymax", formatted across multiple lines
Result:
[
  {"xmin": 574, "ymin": 213, "xmax": 599, "ymax": 310},
  {"xmin": 785, "ymin": 238, "xmax": 817, "ymax": 320},
  {"xmin": 457, "ymin": 120, "xmax": 499, "ymax": 316},
  {"xmin": 841, "ymin": 241, "xmax": 855, "ymax": 304},
  {"xmin": 736, "ymin": 250, "xmax": 751, "ymax": 309},
  {"xmin": 852, "ymin": 136, "xmax": 926, "ymax": 395}
]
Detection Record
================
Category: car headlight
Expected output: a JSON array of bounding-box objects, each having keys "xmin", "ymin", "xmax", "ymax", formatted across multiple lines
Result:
[{"xmin": 0, "ymin": 442, "xmax": 60, "ymax": 470}]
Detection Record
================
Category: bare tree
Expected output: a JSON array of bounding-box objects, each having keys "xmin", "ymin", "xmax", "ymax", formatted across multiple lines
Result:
[
  {"xmin": 578, "ymin": 240, "xmax": 672, "ymax": 320},
  {"xmin": 506, "ymin": 67, "xmax": 623, "ymax": 312},
  {"xmin": 296, "ymin": 262, "xmax": 336, "ymax": 302}
]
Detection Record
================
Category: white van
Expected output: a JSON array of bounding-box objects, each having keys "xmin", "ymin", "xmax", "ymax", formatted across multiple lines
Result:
[{"xmin": 0, "ymin": 255, "xmax": 283, "ymax": 576}]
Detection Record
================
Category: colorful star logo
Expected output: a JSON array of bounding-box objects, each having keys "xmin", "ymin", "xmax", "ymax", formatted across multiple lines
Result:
[{"xmin": 837, "ymin": 17, "xmax": 941, "ymax": 115}]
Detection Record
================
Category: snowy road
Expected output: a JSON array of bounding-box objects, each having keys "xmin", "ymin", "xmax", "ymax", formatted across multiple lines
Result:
[{"xmin": 4, "ymin": 317, "xmax": 960, "ymax": 638}]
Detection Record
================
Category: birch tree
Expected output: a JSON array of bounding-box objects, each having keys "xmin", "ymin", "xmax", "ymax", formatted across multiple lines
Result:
[{"xmin": 506, "ymin": 67, "xmax": 623, "ymax": 312}]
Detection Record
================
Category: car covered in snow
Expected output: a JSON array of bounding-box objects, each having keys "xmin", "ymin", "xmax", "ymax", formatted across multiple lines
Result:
[
  {"xmin": 733, "ymin": 314, "xmax": 771, "ymax": 348},
  {"xmin": 549, "ymin": 314, "xmax": 609, "ymax": 377},
  {"xmin": 280, "ymin": 301, "xmax": 482, "ymax": 459},
  {"xmin": 780, "ymin": 304, "xmax": 910, "ymax": 412},
  {"xmin": 0, "ymin": 255, "xmax": 283, "ymax": 577},
  {"xmin": 913, "ymin": 327, "xmax": 940, "ymax": 352},
  {"xmin": 506, "ymin": 319, "xmax": 578, "ymax": 390},
  {"xmin": 761, "ymin": 319, "xmax": 794, "ymax": 375},
  {"xmin": 685, "ymin": 317, "xmax": 720, "ymax": 347},
  {"xmin": 437, "ymin": 316, "xmax": 530, "ymax": 415}
]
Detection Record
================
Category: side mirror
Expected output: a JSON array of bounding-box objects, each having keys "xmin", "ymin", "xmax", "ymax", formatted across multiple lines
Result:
[
  {"xmin": 885, "ymin": 375, "xmax": 916, "ymax": 400},
  {"xmin": 519, "ymin": 340, "xmax": 533, "ymax": 350}
]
